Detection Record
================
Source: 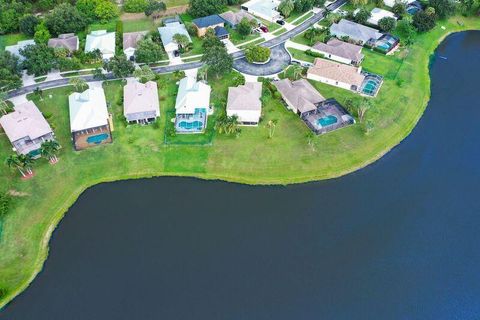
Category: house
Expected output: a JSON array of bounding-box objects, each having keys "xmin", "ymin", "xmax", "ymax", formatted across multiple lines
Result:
[
  {"xmin": 48, "ymin": 33, "xmax": 79, "ymax": 52},
  {"xmin": 226, "ymin": 82, "xmax": 263, "ymax": 125},
  {"xmin": 367, "ymin": 8, "xmax": 397, "ymax": 26},
  {"xmin": 69, "ymin": 87, "xmax": 112, "ymax": 150},
  {"xmin": 301, "ymin": 99, "xmax": 355, "ymax": 135},
  {"xmin": 220, "ymin": 10, "xmax": 258, "ymax": 28},
  {"xmin": 123, "ymin": 80, "xmax": 160, "ymax": 124},
  {"xmin": 384, "ymin": 0, "xmax": 416, "ymax": 7},
  {"xmin": 4, "ymin": 39, "xmax": 35, "ymax": 62},
  {"xmin": 158, "ymin": 21, "xmax": 192, "ymax": 54},
  {"xmin": 192, "ymin": 14, "xmax": 228, "ymax": 38},
  {"xmin": 330, "ymin": 19, "xmax": 383, "ymax": 45},
  {"xmin": 273, "ymin": 79, "xmax": 325, "ymax": 115},
  {"xmin": 85, "ymin": 30, "xmax": 115, "ymax": 60},
  {"xmin": 311, "ymin": 38, "xmax": 364, "ymax": 66},
  {"xmin": 123, "ymin": 31, "xmax": 147, "ymax": 60},
  {"xmin": 0, "ymin": 101, "xmax": 54, "ymax": 157},
  {"xmin": 174, "ymin": 77, "xmax": 212, "ymax": 133},
  {"xmin": 307, "ymin": 58, "xmax": 365, "ymax": 92},
  {"xmin": 241, "ymin": 0, "xmax": 282, "ymax": 22}
]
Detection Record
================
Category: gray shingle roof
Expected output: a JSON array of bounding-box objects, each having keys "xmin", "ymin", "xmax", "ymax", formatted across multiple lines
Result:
[
  {"xmin": 330, "ymin": 19, "xmax": 383, "ymax": 44},
  {"xmin": 273, "ymin": 79, "xmax": 325, "ymax": 114},
  {"xmin": 192, "ymin": 15, "xmax": 224, "ymax": 28},
  {"xmin": 48, "ymin": 33, "xmax": 79, "ymax": 51},
  {"xmin": 312, "ymin": 38, "xmax": 364, "ymax": 62}
]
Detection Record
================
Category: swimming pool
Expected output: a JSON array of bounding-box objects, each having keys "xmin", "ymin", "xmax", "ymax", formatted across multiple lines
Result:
[
  {"xmin": 178, "ymin": 121, "xmax": 204, "ymax": 131},
  {"xmin": 87, "ymin": 133, "xmax": 109, "ymax": 144},
  {"xmin": 375, "ymin": 35, "xmax": 399, "ymax": 53},
  {"xmin": 360, "ymin": 74, "xmax": 383, "ymax": 96},
  {"xmin": 318, "ymin": 115, "xmax": 338, "ymax": 127},
  {"xmin": 407, "ymin": 5, "xmax": 420, "ymax": 14}
]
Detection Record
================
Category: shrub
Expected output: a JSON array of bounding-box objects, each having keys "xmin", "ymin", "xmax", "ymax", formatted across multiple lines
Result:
[
  {"xmin": 19, "ymin": 14, "xmax": 39, "ymax": 36},
  {"xmin": 306, "ymin": 49, "xmax": 324, "ymax": 58},
  {"xmin": 378, "ymin": 16, "xmax": 397, "ymax": 32},
  {"xmin": 124, "ymin": 0, "xmax": 149, "ymax": 12},
  {"xmin": 412, "ymin": 11, "xmax": 436, "ymax": 32},
  {"xmin": 245, "ymin": 45, "xmax": 271, "ymax": 63}
]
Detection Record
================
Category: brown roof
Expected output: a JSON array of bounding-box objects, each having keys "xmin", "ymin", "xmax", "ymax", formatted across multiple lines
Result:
[
  {"xmin": 308, "ymin": 58, "xmax": 365, "ymax": 88},
  {"xmin": 47, "ymin": 33, "xmax": 79, "ymax": 51},
  {"xmin": 227, "ymin": 82, "xmax": 262, "ymax": 111},
  {"xmin": 123, "ymin": 80, "xmax": 160, "ymax": 116},
  {"xmin": 123, "ymin": 31, "xmax": 148, "ymax": 50},
  {"xmin": 273, "ymin": 79, "xmax": 325, "ymax": 114},
  {"xmin": 312, "ymin": 38, "xmax": 364, "ymax": 62},
  {"xmin": 220, "ymin": 11, "xmax": 257, "ymax": 26}
]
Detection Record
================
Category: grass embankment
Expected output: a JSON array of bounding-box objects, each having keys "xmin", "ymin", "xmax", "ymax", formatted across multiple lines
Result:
[{"xmin": 0, "ymin": 16, "xmax": 479, "ymax": 310}]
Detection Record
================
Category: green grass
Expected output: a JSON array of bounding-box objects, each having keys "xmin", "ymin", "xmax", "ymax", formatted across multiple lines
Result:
[
  {"xmin": 272, "ymin": 27, "xmax": 287, "ymax": 36},
  {"xmin": 288, "ymin": 47, "xmax": 315, "ymax": 63},
  {"xmin": 229, "ymin": 29, "xmax": 262, "ymax": 45},
  {"xmin": 181, "ymin": 35, "xmax": 204, "ymax": 57},
  {"xmin": 0, "ymin": 16, "xmax": 479, "ymax": 310},
  {"xmin": 123, "ymin": 18, "xmax": 158, "ymax": 33},
  {"xmin": 87, "ymin": 20, "xmax": 118, "ymax": 33},
  {"xmin": 290, "ymin": 29, "xmax": 326, "ymax": 46},
  {"xmin": 0, "ymin": 33, "xmax": 29, "ymax": 51},
  {"xmin": 164, "ymin": 0, "xmax": 189, "ymax": 7},
  {"xmin": 290, "ymin": 11, "xmax": 314, "ymax": 25}
]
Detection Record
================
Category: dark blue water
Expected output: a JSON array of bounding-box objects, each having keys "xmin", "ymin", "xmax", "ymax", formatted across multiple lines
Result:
[{"xmin": 2, "ymin": 31, "xmax": 480, "ymax": 320}]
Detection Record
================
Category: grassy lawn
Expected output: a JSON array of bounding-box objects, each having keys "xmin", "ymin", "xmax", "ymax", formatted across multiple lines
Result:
[
  {"xmin": 164, "ymin": 0, "xmax": 189, "ymax": 7},
  {"xmin": 0, "ymin": 33, "xmax": 29, "ymax": 51},
  {"xmin": 290, "ymin": 29, "xmax": 326, "ymax": 46},
  {"xmin": 87, "ymin": 20, "xmax": 118, "ymax": 33},
  {"xmin": 272, "ymin": 27, "xmax": 287, "ymax": 36},
  {"xmin": 288, "ymin": 47, "xmax": 315, "ymax": 63},
  {"xmin": 0, "ymin": 16, "xmax": 480, "ymax": 309},
  {"xmin": 123, "ymin": 18, "xmax": 158, "ymax": 33},
  {"xmin": 290, "ymin": 11, "xmax": 314, "ymax": 25},
  {"xmin": 181, "ymin": 35, "xmax": 204, "ymax": 57},
  {"xmin": 229, "ymin": 29, "xmax": 262, "ymax": 45}
]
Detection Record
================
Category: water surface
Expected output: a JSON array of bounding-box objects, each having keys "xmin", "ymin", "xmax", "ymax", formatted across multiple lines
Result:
[{"xmin": 2, "ymin": 31, "xmax": 480, "ymax": 320}]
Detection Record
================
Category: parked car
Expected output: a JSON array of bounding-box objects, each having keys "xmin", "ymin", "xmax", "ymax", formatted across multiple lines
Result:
[
  {"xmin": 276, "ymin": 19, "xmax": 285, "ymax": 26},
  {"xmin": 173, "ymin": 50, "xmax": 180, "ymax": 57},
  {"xmin": 301, "ymin": 61, "xmax": 313, "ymax": 67},
  {"xmin": 260, "ymin": 25, "xmax": 269, "ymax": 33}
]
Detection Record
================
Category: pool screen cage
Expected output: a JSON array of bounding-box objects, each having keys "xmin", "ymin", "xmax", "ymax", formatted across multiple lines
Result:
[{"xmin": 360, "ymin": 73, "xmax": 384, "ymax": 97}]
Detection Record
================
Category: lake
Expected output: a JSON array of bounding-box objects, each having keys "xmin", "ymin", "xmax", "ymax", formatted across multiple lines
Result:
[{"xmin": 2, "ymin": 31, "xmax": 480, "ymax": 320}]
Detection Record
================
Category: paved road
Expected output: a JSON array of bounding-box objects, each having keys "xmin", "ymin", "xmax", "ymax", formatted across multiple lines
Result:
[
  {"xmin": 233, "ymin": 44, "xmax": 291, "ymax": 76},
  {"xmin": 6, "ymin": 0, "xmax": 347, "ymax": 99}
]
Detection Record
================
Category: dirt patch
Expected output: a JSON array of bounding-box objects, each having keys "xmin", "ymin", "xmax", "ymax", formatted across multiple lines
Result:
[{"xmin": 8, "ymin": 190, "xmax": 29, "ymax": 197}]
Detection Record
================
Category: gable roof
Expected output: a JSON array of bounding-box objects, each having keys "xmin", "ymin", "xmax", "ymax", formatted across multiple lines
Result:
[
  {"xmin": 220, "ymin": 10, "xmax": 257, "ymax": 26},
  {"xmin": 214, "ymin": 26, "xmax": 229, "ymax": 37},
  {"xmin": 158, "ymin": 22, "xmax": 191, "ymax": 48},
  {"xmin": 312, "ymin": 38, "xmax": 364, "ymax": 62},
  {"xmin": 243, "ymin": 0, "xmax": 281, "ymax": 19},
  {"xmin": 123, "ymin": 31, "xmax": 148, "ymax": 50},
  {"xmin": 48, "ymin": 33, "xmax": 79, "ymax": 51},
  {"xmin": 192, "ymin": 14, "xmax": 224, "ymax": 28},
  {"xmin": 368, "ymin": 8, "xmax": 397, "ymax": 25},
  {"xmin": 69, "ymin": 87, "xmax": 109, "ymax": 132},
  {"xmin": 330, "ymin": 19, "xmax": 383, "ymax": 43},
  {"xmin": 123, "ymin": 80, "xmax": 160, "ymax": 116},
  {"xmin": 4, "ymin": 39, "xmax": 35, "ymax": 62},
  {"xmin": 307, "ymin": 58, "xmax": 365, "ymax": 88},
  {"xmin": 0, "ymin": 101, "xmax": 53, "ymax": 143},
  {"xmin": 227, "ymin": 82, "xmax": 262, "ymax": 111},
  {"xmin": 175, "ymin": 77, "xmax": 211, "ymax": 113},
  {"xmin": 273, "ymin": 79, "xmax": 325, "ymax": 114},
  {"xmin": 85, "ymin": 30, "xmax": 115, "ymax": 55}
]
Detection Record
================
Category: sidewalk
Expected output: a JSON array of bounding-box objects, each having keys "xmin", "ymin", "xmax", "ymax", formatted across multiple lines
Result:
[{"xmin": 285, "ymin": 40, "xmax": 311, "ymax": 52}]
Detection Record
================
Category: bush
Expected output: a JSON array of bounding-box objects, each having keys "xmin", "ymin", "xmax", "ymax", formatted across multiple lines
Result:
[
  {"xmin": 19, "ymin": 14, "xmax": 39, "ymax": 36},
  {"xmin": 124, "ymin": 0, "xmax": 149, "ymax": 12},
  {"xmin": 245, "ymin": 45, "xmax": 271, "ymax": 63},
  {"xmin": 306, "ymin": 49, "xmax": 324, "ymax": 58},
  {"xmin": 378, "ymin": 16, "xmax": 397, "ymax": 32},
  {"xmin": 0, "ymin": 191, "xmax": 11, "ymax": 218},
  {"xmin": 354, "ymin": 8, "xmax": 371, "ymax": 24},
  {"xmin": 412, "ymin": 11, "xmax": 436, "ymax": 32}
]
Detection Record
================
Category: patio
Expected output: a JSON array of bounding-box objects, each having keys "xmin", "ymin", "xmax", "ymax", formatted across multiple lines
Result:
[
  {"xmin": 72, "ymin": 125, "xmax": 112, "ymax": 150},
  {"xmin": 301, "ymin": 99, "xmax": 355, "ymax": 135},
  {"xmin": 175, "ymin": 109, "xmax": 207, "ymax": 134}
]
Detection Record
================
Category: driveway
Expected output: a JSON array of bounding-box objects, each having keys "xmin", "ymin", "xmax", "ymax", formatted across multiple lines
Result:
[{"xmin": 233, "ymin": 44, "xmax": 291, "ymax": 76}]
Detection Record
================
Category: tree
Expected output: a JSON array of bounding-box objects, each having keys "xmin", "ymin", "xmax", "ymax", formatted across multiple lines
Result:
[
  {"xmin": 133, "ymin": 65, "xmax": 157, "ymax": 83},
  {"xmin": 459, "ymin": 0, "xmax": 475, "ymax": 13},
  {"xmin": 413, "ymin": 11, "xmax": 436, "ymax": 32},
  {"xmin": 237, "ymin": 18, "xmax": 253, "ymax": 38},
  {"xmin": 290, "ymin": 64, "xmax": 303, "ymax": 80},
  {"xmin": 135, "ymin": 38, "xmax": 164, "ymax": 63},
  {"xmin": 353, "ymin": 98, "xmax": 373, "ymax": 122},
  {"xmin": 0, "ymin": 51, "xmax": 22, "ymax": 91},
  {"xmin": 0, "ymin": 0, "xmax": 28, "ymax": 34},
  {"xmin": 245, "ymin": 45, "xmax": 271, "ymax": 63},
  {"xmin": 41, "ymin": 140, "xmax": 61, "ymax": 164},
  {"xmin": 103, "ymin": 55, "xmax": 135, "ymax": 78},
  {"xmin": 378, "ymin": 17, "xmax": 397, "ymax": 32},
  {"xmin": 45, "ymin": 3, "xmax": 86, "ymax": 36},
  {"xmin": 5, "ymin": 154, "xmax": 26, "ymax": 177},
  {"xmin": 69, "ymin": 77, "xmax": 88, "ymax": 92},
  {"xmin": 124, "ymin": 0, "xmax": 148, "ymax": 12},
  {"xmin": 294, "ymin": 0, "xmax": 316, "ymax": 12},
  {"xmin": 303, "ymin": 27, "xmax": 322, "ymax": 45},
  {"xmin": 349, "ymin": 0, "xmax": 368, "ymax": 6},
  {"xmin": 355, "ymin": 8, "xmax": 371, "ymax": 24},
  {"xmin": 215, "ymin": 115, "xmax": 240, "ymax": 135},
  {"xmin": 306, "ymin": 131, "xmax": 316, "ymax": 151},
  {"xmin": 20, "ymin": 44, "xmax": 56, "ymax": 76},
  {"xmin": 188, "ymin": 0, "xmax": 226, "ymax": 17},
  {"xmin": 144, "ymin": 0, "xmax": 166, "ymax": 18},
  {"xmin": 18, "ymin": 154, "xmax": 34, "ymax": 175},
  {"xmin": 173, "ymin": 33, "xmax": 192, "ymax": 52},
  {"xmin": 197, "ymin": 65, "xmax": 209, "ymax": 81},
  {"xmin": 392, "ymin": 1, "xmax": 407, "ymax": 16},
  {"xmin": 76, "ymin": 0, "xmax": 99, "ymax": 23},
  {"xmin": 314, "ymin": 0, "xmax": 326, "ymax": 7},
  {"xmin": 93, "ymin": 67, "xmax": 107, "ymax": 80},
  {"xmin": 231, "ymin": 72, "xmax": 245, "ymax": 86},
  {"xmin": 202, "ymin": 30, "xmax": 224, "ymax": 50},
  {"xmin": 396, "ymin": 19, "xmax": 417, "ymax": 45},
  {"xmin": 19, "ymin": 14, "xmax": 40, "ymax": 36},
  {"xmin": 95, "ymin": 0, "xmax": 119, "ymax": 22},
  {"xmin": 278, "ymin": 0, "xmax": 295, "ymax": 17},
  {"xmin": 0, "ymin": 91, "xmax": 11, "ymax": 115},
  {"xmin": 202, "ymin": 44, "xmax": 233, "ymax": 78},
  {"xmin": 34, "ymin": 22, "xmax": 51, "ymax": 45},
  {"xmin": 429, "ymin": 0, "xmax": 456, "ymax": 19},
  {"xmin": 266, "ymin": 119, "xmax": 278, "ymax": 138}
]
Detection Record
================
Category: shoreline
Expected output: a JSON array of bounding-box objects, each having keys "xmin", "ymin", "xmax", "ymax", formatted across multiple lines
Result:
[{"xmin": 1, "ymin": 23, "xmax": 480, "ymax": 310}]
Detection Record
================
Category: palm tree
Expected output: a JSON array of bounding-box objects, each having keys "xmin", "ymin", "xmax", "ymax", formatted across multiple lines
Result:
[
  {"xmin": 0, "ymin": 91, "xmax": 10, "ymax": 115},
  {"xmin": 198, "ymin": 65, "xmax": 209, "ymax": 82},
  {"xmin": 18, "ymin": 154, "xmax": 34, "ymax": 175},
  {"xmin": 306, "ymin": 131, "xmax": 316, "ymax": 151},
  {"xmin": 215, "ymin": 115, "xmax": 240, "ymax": 135},
  {"xmin": 290, "ymin": 64, "xmax": 303, "ymax": 80},
  {"xmin": 5, "ymin": 154, "xmax": 26, "ymax": 177},
  {"xmin": 303, "ymin": 27, "xmax": 322, "ymax": 45},
  {"xmin": 41, "ymin": 140, "xmax": 61, "ymax": 164},
  {"xmin": 356, "ymin": 98, "xmax": 373, "ymax": 122},
  {"xmin": 69, "ymin": 78, "xmax": 88, "ymax": 92},
  {"xmin": 266, "ymin": 119, "xmax": 278, "ymax": 139}
]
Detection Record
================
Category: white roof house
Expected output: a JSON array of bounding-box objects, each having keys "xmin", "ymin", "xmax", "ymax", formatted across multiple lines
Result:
[
  {"xmin": 367, "ymin": 8, "xmax": 397, "ymax": 26},
  {"xmin": 85, "ymin": 30, "xmax": 116, "ymax": 60},
  {"xmin": 69, "ymin": 87, "xmax": 109, "ymax": 132},
  {"xmin": 123, "ymin": 80, "xmax": 160, "ymax": 123},
  {"xmin": 175, "ymin": 77, "xmax": 211, "ymax": 115},
  {"xmin": 5, "ymin": 39, "xmax": 35, "ymax": 62},
  {"xmin": 241, "ymin": 0, "xmax": 281, "ymax": 22},
  {"xmin": 226, "ymin": 82, "xmax": 263, "ymax": 125},
  {"xmin": 158, "ymin": 22, "xmax": 191, "ymax": 53},
  {"xmin": 0, "ymin": 101, "xmax": 54, "ymax": 155}
]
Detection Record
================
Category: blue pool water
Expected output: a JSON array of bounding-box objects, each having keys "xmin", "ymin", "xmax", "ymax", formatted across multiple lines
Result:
[
  {"xmin": 87, "ymin": 133, "xmax": 109, "ymax": 144},
  {"xmin": 407, "ymin": 6, "xmax": 420, "ymax": 14},
  {"xmin": 318, "ymin": 115, "xmax": 337, "ymax": 127},
  {"xmin": 178, "ymin": 121, "xmax": 204, "ymax": 131}
]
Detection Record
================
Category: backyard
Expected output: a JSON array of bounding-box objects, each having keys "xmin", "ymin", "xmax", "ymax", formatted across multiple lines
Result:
[{"xmin": 0, "ymin": 16, "xmax": 480, "ymax": 310}]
